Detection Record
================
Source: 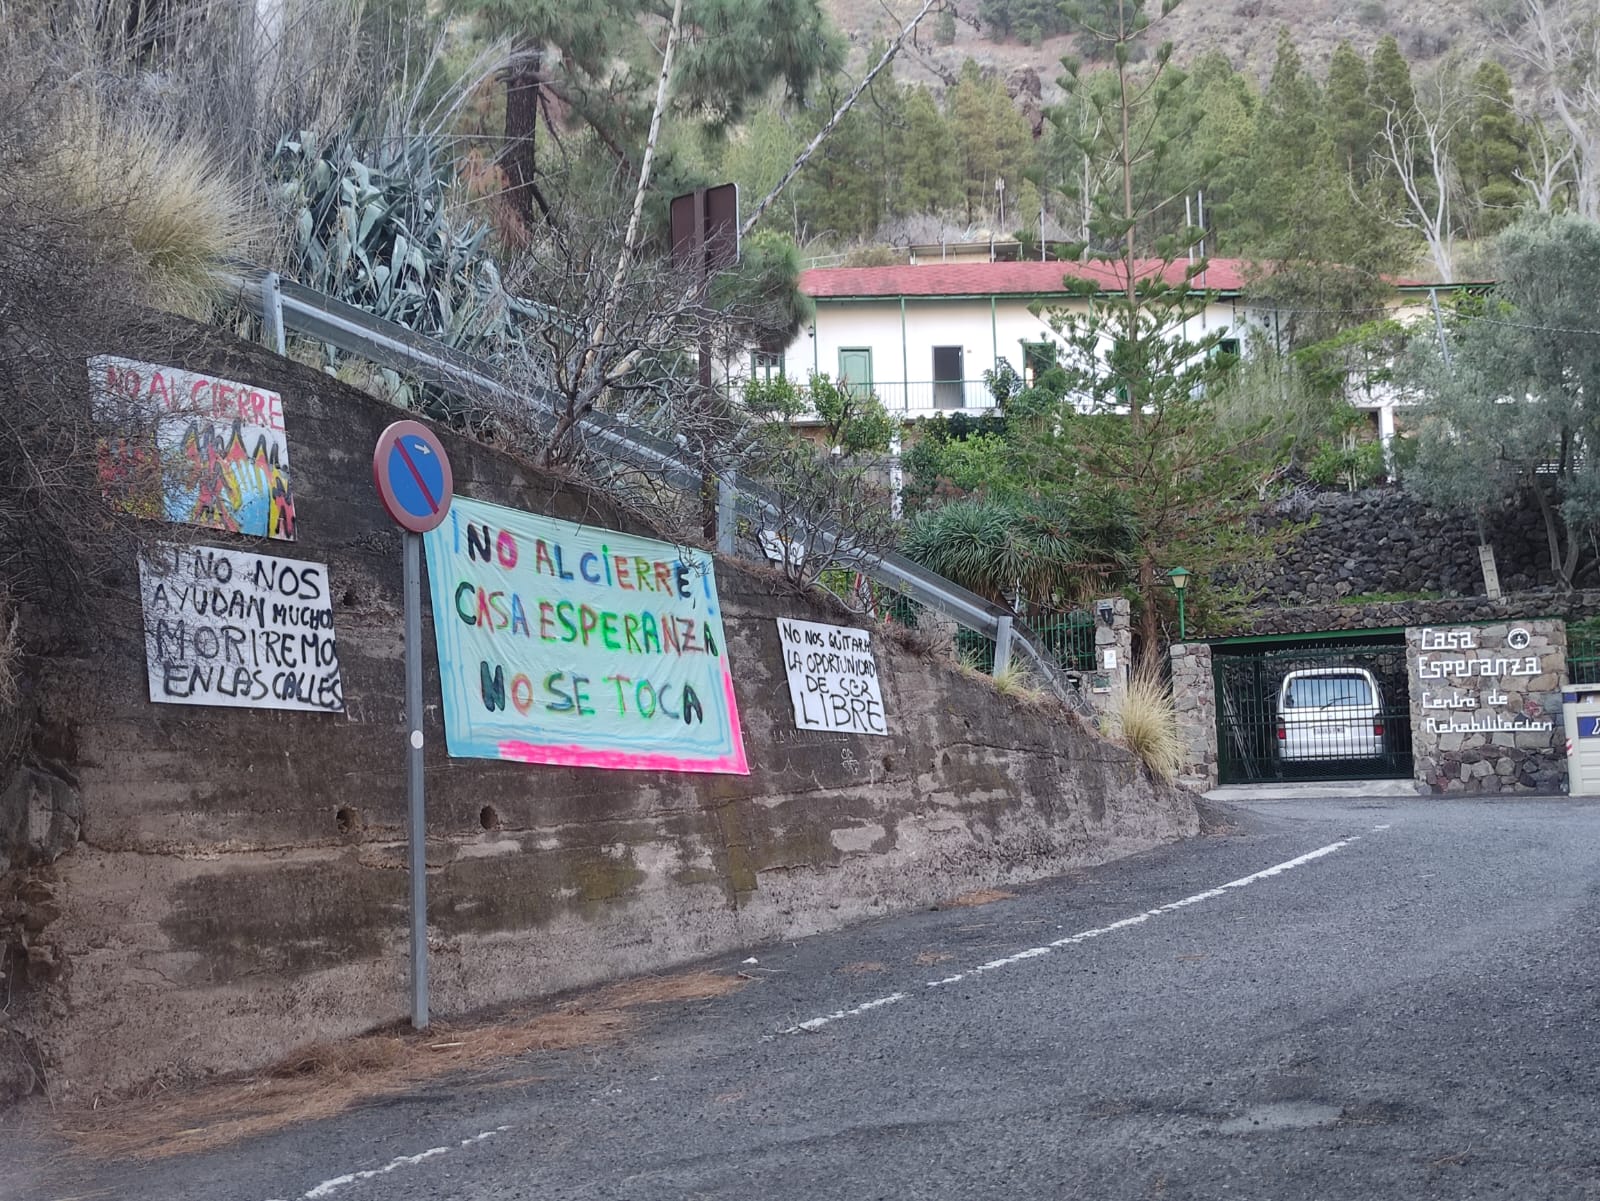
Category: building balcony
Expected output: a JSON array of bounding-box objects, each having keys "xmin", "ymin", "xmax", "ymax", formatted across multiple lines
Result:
[{"xmin": 868, "ymin": 380, "xmax": 998, "ymax": 418}]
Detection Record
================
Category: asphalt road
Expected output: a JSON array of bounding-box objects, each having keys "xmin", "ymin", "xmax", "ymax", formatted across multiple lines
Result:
[{"xmin": 13, "ymin": 794, "xmax": 1600, "ymax": 1201}]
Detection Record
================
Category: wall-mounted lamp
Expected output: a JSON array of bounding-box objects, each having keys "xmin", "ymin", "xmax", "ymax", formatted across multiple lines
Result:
[
  {"xmin": 1168, "ymin": 567, "xmax": 1192, "ymax": 642},
  {"xmin": 1095, "ymin": 600, "xmax": 1116, "ymax": 628}
]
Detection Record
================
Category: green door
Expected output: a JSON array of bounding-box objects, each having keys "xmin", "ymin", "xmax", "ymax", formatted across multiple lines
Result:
[{"xmin": 838, "ymin": 348, "xmax": 873, "ymax": 397}]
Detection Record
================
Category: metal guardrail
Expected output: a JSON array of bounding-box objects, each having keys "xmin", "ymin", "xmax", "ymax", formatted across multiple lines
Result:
[{"xmin": 224, "ymin": 268, "xmax": 1088, "ymax": 700}]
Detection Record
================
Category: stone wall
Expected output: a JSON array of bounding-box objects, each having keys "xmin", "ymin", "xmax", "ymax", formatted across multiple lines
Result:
[
  {"xmin": 1237, "ymin": 488, "xmax": 1588, "ymax": 607},
  {"xmin": 1407, "ymin": 620, "xmax": 1567, "ymax": 795},
  {"xmin": 1169, "ymin": 644, "xmax": 1217, "ymax": 791},
  {"xmin": 1085, "ymin": 598, "xmax": 1133, "ymax": 724},
  {"xmin": 1, "ymin": 326, "xmax": 1199, "ymax": 1101}
]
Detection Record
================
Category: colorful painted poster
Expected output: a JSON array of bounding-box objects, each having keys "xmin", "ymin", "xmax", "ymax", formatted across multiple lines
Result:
[
  {"xmin": 776, "ymin": 618, "xmax": 889, "ymax": 736},
  {"xmin": 89, "ymin": 355, "xmax": 296, "ymax": 540},
  {"xmin": 423, "ymin": 496, "xmax": 748, "ymax": 773},
  {"xmin": 139, "ymin": 543, "xmax": 343, "ymax": 712}
]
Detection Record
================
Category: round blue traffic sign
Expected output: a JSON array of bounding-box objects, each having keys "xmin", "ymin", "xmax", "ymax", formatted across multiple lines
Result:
[{"xmin": 373, "ymin": 420, "xmax": 453, "ymax": 533}]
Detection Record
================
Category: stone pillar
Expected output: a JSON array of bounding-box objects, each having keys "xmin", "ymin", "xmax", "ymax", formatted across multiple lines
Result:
[
  {"xmin": 1407, "ymin": 619, "xmax": 1568, "ymax": 795},
  {"xmin": 1170, "ymin": 642, "xmax": 1218, "ymax": 791},
  {"xmin": 1088, "ymin": 597, "xmax": 1133, "ymax": 723}
]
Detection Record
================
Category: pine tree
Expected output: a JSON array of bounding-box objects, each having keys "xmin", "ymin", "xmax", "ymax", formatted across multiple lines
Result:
[
  {"xmin": 1325, "ymin": 41, "xmax": 1376, "ymax": 177},
  {"xmin": 1234, "ymin": 30, "xmax": 1325, "ymax": 250},
  {"xmin": 1459, "ymin": 61, "xmax": 1530, "ymax": 235},
  {"xmin": 1368, "ymin": 34, "xmax": 1417, "ymax": 119},
  {"xmin": 948, "ymin": 61, "xmax": 1034, "ymax": 226},
  {"xmin": 1241, "ymin": 30, "xmax": 1413, "ymax": 345},
  {"xmin": 1152, "ymin": 51, "xmax": 1255, "ymax": 248},
  {"xmin": 1028, "ymin": 0, "xmax": 1280, "ymax": 656},
  {"xmin": 466, "ymin": 0, "xmax": 843, "ymax": 227},
  {"xmin": 898, "ymin": 86, "xmax": 959, "ymax": 215},
  {"xmin": 980, "ymin": 0, "xmax": 1013, "ymax": 40}
]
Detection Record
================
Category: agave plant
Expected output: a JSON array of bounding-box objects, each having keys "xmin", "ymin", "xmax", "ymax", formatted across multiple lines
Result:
[{"xmin": 270, "ymin": 128, "xmax": 544, "ymax": 402}]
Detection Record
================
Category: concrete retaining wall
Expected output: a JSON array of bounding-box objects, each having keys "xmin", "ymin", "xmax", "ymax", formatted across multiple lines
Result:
[{"xmin": 2, "ymin": 329, "xmax": 1198, "ymax": 1101}]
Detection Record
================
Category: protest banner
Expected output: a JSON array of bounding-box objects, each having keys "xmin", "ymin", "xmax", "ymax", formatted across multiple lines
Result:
[
  {"xmin": 776, "ymin": 617, "xmax": 888, "ymax": 736},
  {"xmin": 139, "ymin": 543, "xmax": 343, "ymax": 712},
  {"xmin": 423, "ymin": 496, "xmax": 748, "ymax": 773},
  {"xmin": 90, "ymin": 354, "xmax": 296, "ymax": 540}
]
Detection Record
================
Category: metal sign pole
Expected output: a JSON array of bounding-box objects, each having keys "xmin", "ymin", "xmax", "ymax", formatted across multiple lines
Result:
[
  {"xmin": 404, "ymin": 528, "xmax": 428, "ymax": 1030},
  {"xmin": 373, "ymin": 418, "xmax": 452, "ymax": 1033}
]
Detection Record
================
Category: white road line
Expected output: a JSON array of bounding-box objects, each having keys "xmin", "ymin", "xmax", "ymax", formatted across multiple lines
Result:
[
  {"xmin": 785, "ymin": 836, "xmax": 1366, "ymax": 1034},
  {"xmin": 265, "ymin": 1126, "xmax": 511, "ymax": 1201},
  {"xmin": 782, "ymin": 991, "xmax": 910, "ymax": 1034}
]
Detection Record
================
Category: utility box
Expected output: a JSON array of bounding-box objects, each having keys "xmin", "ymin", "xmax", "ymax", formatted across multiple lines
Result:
[{"xmin": 1562, "ymin": 684, "xmax": 1600, "ymax": 796}]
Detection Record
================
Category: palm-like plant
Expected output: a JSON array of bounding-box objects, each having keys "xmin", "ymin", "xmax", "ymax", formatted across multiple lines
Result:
[{"xmin": 903, "ymin": 497, "xmax": 1131, "ymax": 605}]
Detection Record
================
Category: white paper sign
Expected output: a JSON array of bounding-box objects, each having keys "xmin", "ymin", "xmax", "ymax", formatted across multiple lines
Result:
[
  {"xmin": 776, "ymin": 617, "xmax": 888, "ymax": 736},
  {"xmin": 139, "ymin": 543, "xmax": 344, "ymax": 712},
  {"xmin": 759, "ymin": 529, "xmax": 806, "ymax": 567}
]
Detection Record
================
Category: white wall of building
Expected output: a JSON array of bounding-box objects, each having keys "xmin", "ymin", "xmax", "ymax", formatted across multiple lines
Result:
[
  {"xmin": 755, "ymin": 285, "xmax": 1451, "ymax": 466},
  {"xmin": 782, "ymin": 294, "xmax": 1249, "ymax": 420}
]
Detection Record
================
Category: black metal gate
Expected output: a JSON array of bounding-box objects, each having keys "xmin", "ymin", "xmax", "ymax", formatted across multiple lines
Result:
[{"xmin": 1213, "ymin": 635, "xmax": 1414, "ymax": 785}]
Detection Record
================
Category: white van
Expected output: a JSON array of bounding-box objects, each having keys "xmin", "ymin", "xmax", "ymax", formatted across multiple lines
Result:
[{"xmin": 1276, "ymin": 667, "xmax": 1387, "ymax": 762}]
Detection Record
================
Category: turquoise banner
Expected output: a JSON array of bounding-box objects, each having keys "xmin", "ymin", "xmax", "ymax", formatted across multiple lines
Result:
[{"xmin": 423, "ymin": 496, "xmax": 748, "ymax": 773}]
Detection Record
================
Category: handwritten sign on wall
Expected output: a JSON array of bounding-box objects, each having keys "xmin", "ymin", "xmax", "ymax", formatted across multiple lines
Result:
[
  {"xmin": 777, "ymin": 618, "xmax": 888, "ymax": 736},
  {"xmin": 90, "ymin": 355, "xmax": 296, "ymax": 541},
  {"xmin": 139, "ymin": 543, "xmax": 343, "ymax": 711},
  {"xmin": 423, "ymin": 496, "xmax": 748, "ymax": 773}
]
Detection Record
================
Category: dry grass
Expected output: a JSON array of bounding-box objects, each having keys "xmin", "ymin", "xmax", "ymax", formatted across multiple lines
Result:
[
  {"xmin": 0, "ymin": 598, "xmax": 20, "ymax": 709},
  {"xmin": 945, "ymin": 887, "xmax": 1016, "ymax": 908},
  {"xmin": 913, "ymin": 950, "xmax": 954, "ymax": 966},
  {"xmin": 54, "ymin": 969, "xmax": 744, "ymax": 1162},
  {"xmin": 990, "ymin": 661, "xmax": 1048, "ymax": 705},
  {"xmin": 43, "ymin": 99, "xmax": 263, "ymax": 319},
  {"xmin": 1108, "ymin": 669, "xmax": 1183, "ymax": 782}
]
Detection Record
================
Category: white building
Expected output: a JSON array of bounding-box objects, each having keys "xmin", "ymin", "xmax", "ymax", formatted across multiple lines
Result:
[{"xmin": 760, "ymin": 254, "xmax": 1458, "ymax": 450}]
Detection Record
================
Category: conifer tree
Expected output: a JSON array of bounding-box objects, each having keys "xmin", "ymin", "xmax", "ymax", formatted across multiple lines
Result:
[
  {"xmin": 1024, "ymin": 0, "xmax": 1281, "ymax": 655},
  {"xmin": 1243, "ymin": 30, "xmax": 1412, "ymax": 344},
  {"xmin": 948, "ymin": 62, "xmax": 1034, "ymax": 226},
  {"xmin": 900, "ymin": 86, "xmax": 960, "ymax": 215},
  {"xmin": 1368, "ymin": 34, "xmax": 1417, "ymax": 120},
  {"xmin": 1459, "ymin": 60, "xmax": 1530, "ymax": 235},
  {"xmin": 1325, "ymin": 41, "xmax": 1376, "ymax": 177},
  {"xmin": 466, "ymin": 0, "xmax": 842, "ymax": 227}
]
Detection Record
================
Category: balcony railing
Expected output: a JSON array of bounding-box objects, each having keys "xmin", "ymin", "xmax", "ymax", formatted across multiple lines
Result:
[{"xmin": 868, "ymin": 379, "xmax": 998, "ymax": 416}]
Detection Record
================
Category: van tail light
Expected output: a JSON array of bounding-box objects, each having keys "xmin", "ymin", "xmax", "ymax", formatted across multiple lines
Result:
[
  {"xmin": 1276, "ymin": 722, "xmax": 1286, "ymax": 740},
  {"xmin": 1373, "ymin": 722, "xmax": 1385, "ymax": 737}
]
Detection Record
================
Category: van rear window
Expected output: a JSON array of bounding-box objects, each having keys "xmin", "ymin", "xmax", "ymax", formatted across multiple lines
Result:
[{"xmin": 1282, "ymin": 676, "xmax": 1373, "ymax": 709}]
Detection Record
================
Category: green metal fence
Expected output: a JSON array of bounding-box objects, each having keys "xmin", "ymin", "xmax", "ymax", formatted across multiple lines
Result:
[
  {"xmin": 1026, "ymin": 606, "xmax": 1099, "ymax": 674},
  {"xmin": 1569, "ymin": 617, "xmax": 1600, "ymax": 684},
  {"xmin": 1213, "ymin": 637, "xmax": 1414, "ymax": 785}
]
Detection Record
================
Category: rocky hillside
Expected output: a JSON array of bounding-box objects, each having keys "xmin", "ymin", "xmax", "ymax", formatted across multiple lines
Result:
[{"xmin": 828, "ymin": 0, "xmax": 1498, "ymax": 99}]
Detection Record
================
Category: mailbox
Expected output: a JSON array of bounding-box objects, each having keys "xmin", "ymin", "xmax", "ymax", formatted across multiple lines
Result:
[{"xmin": 1561, "ymin": 683, "xmax": 1600, "ymax": 796}]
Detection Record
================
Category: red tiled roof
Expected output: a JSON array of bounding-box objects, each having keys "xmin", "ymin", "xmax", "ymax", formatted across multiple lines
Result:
[
  {"xmin": 801, "ymin": 258, "xmax": 1253, "ymax": 299},
  {"xmin": 799, "ymin": 258, "xmax": 1448, "ymax": 299}
]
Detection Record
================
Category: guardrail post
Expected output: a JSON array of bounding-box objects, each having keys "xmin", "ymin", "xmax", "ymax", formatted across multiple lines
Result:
[
  {"xmin": 993, "ymin": 614, "xmax": 1013, "ymax": 677},
  {"xmin": 261, "ymin": 271, "xmax": 287, "ymax": 356},
  {"xmin": 716, "ymin": 470, "xmax": 737, "ymax": 557}
]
